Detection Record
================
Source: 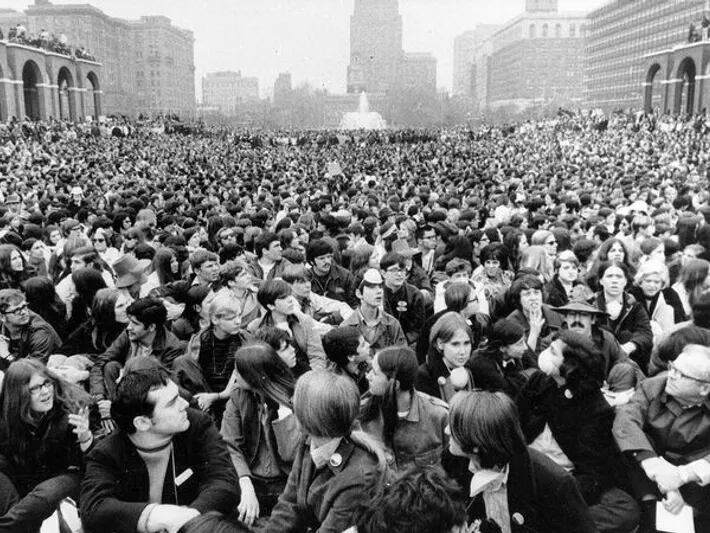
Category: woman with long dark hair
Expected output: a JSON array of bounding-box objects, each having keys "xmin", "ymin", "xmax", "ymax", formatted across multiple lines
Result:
[
  {"xmin": 361, "ymin": 346, "xmax": 448, "ymax": 471},
  {"xmin": 23, "ymin": 276, "xmax": 68, "ymax": 339},
  {"xmin": 60, "ymin": 288, "xmax": 127, "ymax": 356},
  {"xmin": 66, "ymin": 267, "xmax": 107, "ymax": 334},
  {"xmin": 0, "ymin": 359, "xmax": 93, "ymax": 531},
  {"xmin": 592, "ymin": 261, "xmax": 653, "ymax": 373},
  {"xmin": 220, "ymin": 342, "xmax": 297, "ymax": 526},
  {"xmin": 415, "ymin": 312, "xmax": 475, "ymax": 401},
  {"xmin": 172, "ymin": 285, "xmax": 213, "ymax": 341},
  {"xmin": 141, "ymin": 247, "xmax": 180, "ymax": 297},
  {"xmin": 671, "ymin": 258, "xmax": 710, "ymax": 317},
  {"xmin": 0, "ymin": 244, "xmax": 31, "ymax": 290},
  {"xmin": 470, "ymin": 317, "xmax": 536, "ymax": 397}
]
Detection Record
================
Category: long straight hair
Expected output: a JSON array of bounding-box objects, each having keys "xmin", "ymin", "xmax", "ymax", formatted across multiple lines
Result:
[
  {"xmin": 0, "ymin": 359, "xmax": 90, "ymax": 468},
  {"xmin": 426, "ymin": 312, "xmax": 474, "ymax": 367},
  {"xmin": 235, "ymin": 342, "xmax": 295, "ymax": 408},
  {"xmin": 368, "ymin": 346, "xmax": 418, "ymax": 448},
  {"xmin": 294, "ymin": 370, "xmax": 387, "ymax": 473}
]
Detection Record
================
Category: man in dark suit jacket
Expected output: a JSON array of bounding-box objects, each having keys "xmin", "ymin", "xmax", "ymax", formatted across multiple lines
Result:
[{"xmin": 80, "ymin": 366, "xmax": 238, "ymax": 533}]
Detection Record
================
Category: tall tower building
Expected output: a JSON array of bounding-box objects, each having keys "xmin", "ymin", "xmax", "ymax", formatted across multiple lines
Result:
[{"xmin": 347, "ymin": 0, "xmax": 403, "ymax": 93}]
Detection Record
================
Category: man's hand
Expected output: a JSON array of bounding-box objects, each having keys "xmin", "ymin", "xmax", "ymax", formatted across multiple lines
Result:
[
  {"xmin": 238, "ymin": 477, "xmax": 260, "ymax": 526},
  {"xmin": 147, "ymin": 504, "xmax": 200, "ymax": 533},
  {"xmin": 642, "ymin": 457, "xmax": 684, "ymax": 493},
  {"xmin": 662, "ymin": 490, "xmax": 685, "ymax": 515}
]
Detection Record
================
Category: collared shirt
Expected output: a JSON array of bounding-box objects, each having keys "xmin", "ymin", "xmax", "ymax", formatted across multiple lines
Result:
[
  {"xmin": 470, "ymin": 464, "xmax": 511, "ymax": 533},
  {"xmin": 614, "ymin": 375, "xmax": 710, "ymax": 467},
  {"xmin": 530, "ymin": 423, "xmax": 575, "ymax": 473},
  {"xmin": 310, "ymin": 437, "xmax": 342, "ymax": 470}
]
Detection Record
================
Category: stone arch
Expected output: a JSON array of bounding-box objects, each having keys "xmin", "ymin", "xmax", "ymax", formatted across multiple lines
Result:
[
  {"xmin": 85, "ymin": 70, "xmax": 101, "ymax": 118},
  {"xmin": 644, "ymin": 63, "xmax": 663, "ymax": 113},
  {"xmin": 22, "ymin": 60, "xmax": 44, "ymax": 120},
  {"xmin": 675, "ymin": 57, "xmax": 696, "ymax": 115},
  {"xmin": 57, "ymin": 66, "xmax": 75, "ymax": 120}
]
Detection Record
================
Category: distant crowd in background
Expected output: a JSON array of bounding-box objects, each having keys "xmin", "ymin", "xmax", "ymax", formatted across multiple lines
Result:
[
  {"xmin": 0, "ymin": 24, "xmax": 95, "ymax": 61},
  {"xmin": 0, "ymin": 108, "xmax": 708, "ymax": 532}
]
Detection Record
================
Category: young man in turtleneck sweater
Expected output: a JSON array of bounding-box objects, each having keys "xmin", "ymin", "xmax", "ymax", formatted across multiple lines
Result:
[{"xmin": 80, "ymin": 366, "xmax": 238, "ymax": 533}]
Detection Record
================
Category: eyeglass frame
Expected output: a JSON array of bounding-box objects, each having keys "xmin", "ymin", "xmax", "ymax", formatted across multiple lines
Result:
[
  {"xmin": 668, "ymin": 361, "xmax": 710, "ymax": 384},
  {"xmin": 28, "ymin": 379, "xmax": 54, "ymax": 396},
  {"xmin": 2, "ymin": 302, "xmax": 29, "ymax": 316}
]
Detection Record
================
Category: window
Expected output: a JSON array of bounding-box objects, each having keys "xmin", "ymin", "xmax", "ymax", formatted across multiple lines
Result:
[
  {"xmin": 555, "ymin": 23, "xmax": 562, "ymax": 38},
  {"xmin": 542, "ymin": 24, "xmax": 548, "ymax": 37},
  {"xmin": 570, "ymin": 24, "xmax": 576, "ymax": 37},
  {"xmin": 529, "ymin": 24, "xmax": 536, "ymax": 38}
]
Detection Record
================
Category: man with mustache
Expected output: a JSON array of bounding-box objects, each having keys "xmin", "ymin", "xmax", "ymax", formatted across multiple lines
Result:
[{"xmin": 552, "ymin": 301, "xmax": 644, "ymax": 396}]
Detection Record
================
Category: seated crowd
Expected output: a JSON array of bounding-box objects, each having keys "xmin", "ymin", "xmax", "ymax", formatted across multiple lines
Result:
[{"xmin": 0, "ymin": 112, "xmax": 710, "ymax": 533}]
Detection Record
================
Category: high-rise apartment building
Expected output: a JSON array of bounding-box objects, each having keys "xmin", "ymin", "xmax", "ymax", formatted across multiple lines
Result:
[
  {"xmin": 347, "ymin": 0, "xmax": 403, "ymax": 94},
  {"xmin": 202, "ymin": 71, "xmax": 259, "ymax": 115},
  {"xmin": 470, "ymin": 3, "xmax": 586, "ymax": 112},
  {"xmin": 585, "ymin": 0, "xmax": 706, "ymax": 112},
  {"xmin": 5, "ymin": 0, "xmax": 195, "ymax": 117}
]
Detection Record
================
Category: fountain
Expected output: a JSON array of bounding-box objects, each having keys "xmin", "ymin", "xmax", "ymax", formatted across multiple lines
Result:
[{"xmin": 339, "ymin": 91, "xmax": 387, "ymax": 130}]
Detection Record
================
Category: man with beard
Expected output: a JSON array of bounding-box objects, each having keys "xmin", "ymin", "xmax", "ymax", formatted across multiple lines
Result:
[
  {"xmin": 552, "ymin": 301, "xmax": 643, "ymax": 395},
  {"xmin": 306, "ymin": 239, "xmax": 359, "ymax": 308}
]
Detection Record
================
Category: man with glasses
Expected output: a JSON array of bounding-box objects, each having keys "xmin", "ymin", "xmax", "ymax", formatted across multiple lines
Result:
[
  {"xmin": 0, "ymin": 289, "xmax": 62, "ymax": 369},
  {"xmin": 416, "ymin": 224, "xmax": 440, "ymax": 277},
  {"xmin": 380, "ymin": 252, "xmax": 426, "ymax": 348},
  {"xmin": 614, "ymin": 344, "xmax": 710, "ymax": 531}
]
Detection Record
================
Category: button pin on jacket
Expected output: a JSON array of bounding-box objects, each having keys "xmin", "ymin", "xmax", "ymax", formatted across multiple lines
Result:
[
  {"xmin": 329, "ymin": 453, "xmax": 342, "ymax": 468},
  {"xmin": 512, "ymin": 512, "xmax": 525, "ymax": 525}
]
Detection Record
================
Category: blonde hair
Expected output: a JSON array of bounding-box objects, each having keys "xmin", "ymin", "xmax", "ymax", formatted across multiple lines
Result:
[
  {"xmin": 520, "ymin": 245, "xmax": 553, "ymax": 282},
  {"xmin": 208, "ymin": 291, "xmax": 240, "ymax": 320},
  {"xmin": 633, "ymin": 259, "xmax": 669, "ymax": 288}
]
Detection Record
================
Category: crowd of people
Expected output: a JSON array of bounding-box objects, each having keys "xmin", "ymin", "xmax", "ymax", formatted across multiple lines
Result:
[
  {"xmin": 1, "ymin": 25, "xmax": 95, "ymax": 61},
  {"xmin": 0, "ymin": 109, "xmax": 708, "ymax": 532}
]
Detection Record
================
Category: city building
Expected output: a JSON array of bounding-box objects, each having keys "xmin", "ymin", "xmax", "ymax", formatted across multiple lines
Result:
[
  {"xmin": 347, "ymin": 0, "xmax": 436, "ymax": 96},
  {"xmin": 453, "ymin": 31, "xmax": 476, "ymax": 96},
  {"xmin": 273, "ymin": 72, "xmax": 292, "ymax": 105},
  {"xmin": 454, "ymin": 25, "xmax": 500, "ymax": 99},
  {"xmin": 585, "ymin": 0, "xmax": 706, "ymax": 112},
  {"xmin": 1, "ymin": 0, "xmax": 195, "ymax": 118},
  {"xmin": 130, "ymin": 15, "xmax": 195, "ymax": 118},
  {"xmin": 470, "ymin": 0, "xmax": 587, "ymax": 113},
  {"xmin": 347, "ymin": 0, "xmax": 403, "ymax": 94},
  {"xmin": 202, "ymin": 71, "xmax": 258, "ymax": 116},
  {"xmin": 401, "ymin": 53, "xmax": 437, "ymax": 94}
]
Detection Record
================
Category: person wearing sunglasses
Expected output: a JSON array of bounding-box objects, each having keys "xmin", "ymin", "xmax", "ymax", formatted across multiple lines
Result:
[
  {"xmin": 614, "ymin": 343, "xmax": 710, "ymax": 531},
  {"xmin": 0, "ymin": 289, "xmax": 62, "ymax": 369},
  {"xmin": 91, "ymin": 228, "xmax": 120, "ymax": 266}
]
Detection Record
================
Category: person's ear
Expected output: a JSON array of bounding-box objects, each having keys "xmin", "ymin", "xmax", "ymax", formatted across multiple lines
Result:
[
  {"xmin": 436, "ymin": 339, "xmax": 444, "ymax": 352},
  {"xmin": 355, "ymin": 288, "xmax": 362, "ymax": 300},
  {"xmin": 148, "ymin": 323, "xmax": 157, "ymax": 333},
  {"xmin": 133, "ymin": 415, "xmax": 151, "ymax": 433},
  {"xmin": 699, "ymin": 383, "xmax": 710, "ymax": 397}
]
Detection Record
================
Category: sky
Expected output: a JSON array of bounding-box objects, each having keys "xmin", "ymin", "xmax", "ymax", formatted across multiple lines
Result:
[{"xmin": 6, "ymin": 0, "xmax": 607, "ymax": 99}]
